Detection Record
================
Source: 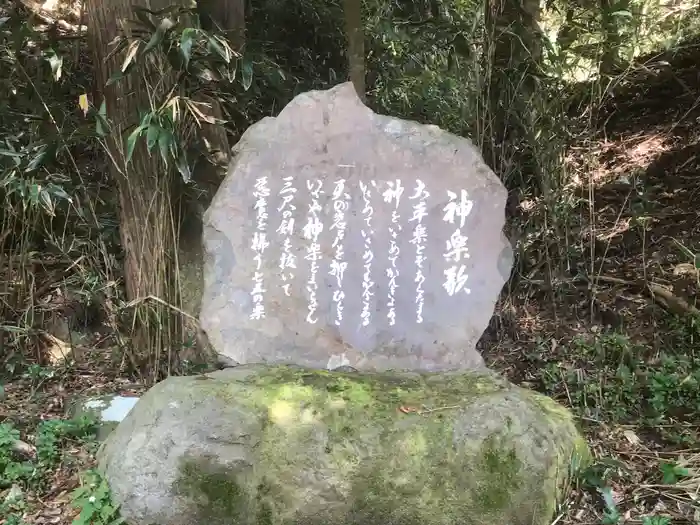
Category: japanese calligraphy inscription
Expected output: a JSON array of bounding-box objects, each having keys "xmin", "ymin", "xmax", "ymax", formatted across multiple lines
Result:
[{"xmin": 200, "ymin": 82, "xmax": 513, "ymax": 373}]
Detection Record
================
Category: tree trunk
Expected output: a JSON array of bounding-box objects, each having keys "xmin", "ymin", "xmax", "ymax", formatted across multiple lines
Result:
[
  {"xmin": 193, "ymin": 0, "xmax": 246, "ymax": 167},
  {"xmin": 86, "ymin": 0, "xmax": 189, "ymax": 381},
  {"xmin": 197, "ymin": 0, "xmax": 246, "ymax": 49},
  {"xmin": 556, "ymin": 6, "xmax": 577, "ymax": 53},
  {"xmin": 599, "ymin": 0, "xmax": 622, "ymax": 76},
  {"xmin": 484, "ymin": 0, "xmax": 543, "ymax": 190},
  {"xmin": 343, "ymin": 0, "xmax": 365, "ymax": 102}
]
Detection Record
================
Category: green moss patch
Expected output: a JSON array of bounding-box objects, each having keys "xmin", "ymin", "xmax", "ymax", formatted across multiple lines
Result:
[
  {"xmin": 175, "ymin": 455, "xmax": 249, "ymax": 525},
  {"xmin": 170, "ymin": 365, "xmax": 587, "ymax": 525}
]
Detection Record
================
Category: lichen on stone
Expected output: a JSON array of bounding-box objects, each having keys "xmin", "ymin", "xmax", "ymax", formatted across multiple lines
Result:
[
  {"xmin": 160, "ymin": 366, "xmax": 588, "ymax": 525},
  {"xmin": 175, "ymin": 455, "xmax": 248, "ymax": 525}
]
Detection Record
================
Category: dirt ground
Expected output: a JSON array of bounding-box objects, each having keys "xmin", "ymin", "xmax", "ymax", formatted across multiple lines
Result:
[{"xmin": 480, "ymin": 40, "xmax": 700, "ymax": 524}]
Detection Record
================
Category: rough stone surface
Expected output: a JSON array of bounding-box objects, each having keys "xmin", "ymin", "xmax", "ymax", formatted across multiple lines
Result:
[
  {"xmin": 98, "ymin": 365, "xmax": 589, "ymax": 525},
  {"xmin": 177, "ymin": 168, "xmax": 228, "ymax": 369},
  {"xmin": 200, "ymin": 82, "xmax": 513, "ymax": 372}
]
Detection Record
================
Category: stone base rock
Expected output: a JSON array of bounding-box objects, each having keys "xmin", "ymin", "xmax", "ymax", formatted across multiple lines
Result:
[{"xmin": 98, "ymin": 365, "xmax": 589, "ymax": 525}]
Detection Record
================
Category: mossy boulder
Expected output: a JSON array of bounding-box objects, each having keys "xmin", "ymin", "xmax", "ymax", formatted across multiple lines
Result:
[{"xmin": 97, "ymin": 365, "xmax": 589, "ymax": 525}]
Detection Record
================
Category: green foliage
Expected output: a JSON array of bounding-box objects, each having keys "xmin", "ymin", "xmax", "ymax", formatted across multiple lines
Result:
[
  {"xmin": 578, "ymin": 458, "xmax": 625, "ymax": 524},
  {"xmin": 35, "ymin": 415, "xmax": 98, "ymax": 467},
  {"xmin": 70, "ymin": 469, "xmax": 125, "ymax": 525},
  {"xmin": 0, "ymin": 3, "xmax": 119, "ymax": 369},
  {"xmin": 97, "ymin": 5, "xmax": 258, "ymax": 183},
  {"xmin": 540, "ymin": 328, "xmax": 700, "ymax": 445},
  {"xmin": 0, "ymin": 483, "xmax": 28, "ymax": 524},
  {"xmin": 3, "ymin": 515, "xmax": 28, "ymax": 525},
  {"xmin": 22, "ymin": 364, "xmax": 56, "ymax": 396},
  {"xmin": 364, "ymin": 0, "xmax": 486, "ymax": 137},
  {"xmin": 579, "ymin": 457, "xmax": 630, "ymax": 490},
  {"xmin": 0, "ymin": 411, "xmax": 107, "ymax": 524},
  {"xmin": 0, "ymin": 415, "xmax": 97, "ymax": 493},
  {"xmin": 542, "ymin": 0, "xmax": 699, "ymax": 80},
  {"xmin": 642, "ymin": 516, "xmax": 671, "ymax": 525},
  {"xmin": 659, "ymin": 461, "xmax": 690, "ymax": 484},
  {"xmin": 0, "ymin": 423, "xmax": 35, "ymax": 488},
  {"xmin": 2, "ymin": 1, "xmax": 699, "ymax": 524},
  {"xmin": 577, "ymin": 458, "xmax": 680, "ymax": 525},
  {"xmin": 0, "ymin": 7, "xmax": 86, "ymax": 212},
  {"xmin": 599, "ymin": 485, "xmax": 621, "ymax": 524}
]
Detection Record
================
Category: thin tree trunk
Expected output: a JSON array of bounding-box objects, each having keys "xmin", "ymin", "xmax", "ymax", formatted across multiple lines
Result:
[
  {"xmin": 86, "ymin": 0, "xmax": 189, "ymax": 381},
  {"xmin": 556, "ymin": 6, "xmax": 577, "ymax": 53},
  {"xmin": 599, "ymin": 0, "xmax": 621, "ymax": 75},
  {"xmin": 343, "ymin": 0, "xmax": 365, "ymax": 102},
  {"xmin": 484, "ymin": 0, "xmax": 543, "ymax": 190},
  {"xmin": 193, "ymin": 0, "xmax": 246, "ymax": 166},
  {"xmin": 197, "ymin": 0, "xmax": 245, "ymax": 49}
]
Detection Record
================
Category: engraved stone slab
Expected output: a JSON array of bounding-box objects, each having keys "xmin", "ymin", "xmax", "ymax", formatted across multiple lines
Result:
[{"xmin": 200, "ymin": 82, "xmax": 513, "ymax": 372}]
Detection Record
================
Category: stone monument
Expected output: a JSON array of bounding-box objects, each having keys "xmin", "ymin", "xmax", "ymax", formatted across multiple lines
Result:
[
  {"xmin": 98, "ymin": 83, "xmax": 588, "ymax": 525},
  {"xmin": 200, "ymin": 82, "xmax": 513, "ymax": 372}
]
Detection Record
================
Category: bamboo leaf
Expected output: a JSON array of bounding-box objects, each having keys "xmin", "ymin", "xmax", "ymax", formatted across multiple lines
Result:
[
  {"xmin": 180, "ymin": 28, "xmax": 196, "ymax": 69},
  {"xmin": 126, "ymin": 125, "xmax": 146, "ymax": 164},
  {"xmin": 158, "ymin": 130, "xmax": 173, "ymax": 167},
  {"xmin": 241, "ymin": 57, "xmax": 253, "ymax": 90},
  {"xmin": 146, "ymin": 124, "xmax": 160, "ymax": 153},
  {"xmin": 207, "ymin": 36, "xmax": 230, "ymax": 63},
  {"xmin": 78, "ymin": 93, "xmax": 89, "ymax": 116},
  {"xmin": 122, "ymin": 40, "xmax": 141, "ymax": 72}
]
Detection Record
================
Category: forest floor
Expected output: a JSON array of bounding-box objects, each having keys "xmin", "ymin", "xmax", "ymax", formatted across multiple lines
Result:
[
  {"xmin": 1, "ymin": 19, "xmax": 700, "ymax": 525},
  {"xmin": 481, "ymin": 40, "xmax": 700, "ymax": 525}
]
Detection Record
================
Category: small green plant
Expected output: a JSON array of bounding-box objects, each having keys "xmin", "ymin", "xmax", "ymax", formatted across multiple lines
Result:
[
  {"xmin": 539, "ymin": 328, "xmax": 700, "ymax": 445},
  {"xmin": 0, "ymin": 483, "xmax": 27, "ymax": 524},
  {"xmin": 0, "ymin": 423, "xmax": 35, "ymax": 488},
  {"xmin": 36, "ymin": 415, "xmax": 98, "ymax": 467},
  {"xmin": 1, "ymin": 413, "xmax": 100, "ymax": 523},
  {"xmin": 1, "ymin": 414, "xmax": 98, "ymax": 492},
  {"xmin": 642, "ymin": 516, "xmax": 671, "ymax": 525},
  {"xmin": 23, "ymin": 364, "xmax": 54, "ymax": 382},
  {"xmin": 580, "ymin": 458, "xmax": 629, "ymax": 489},
  {"xmin": 578, "ymin": 458, "xmax": 630, "ymax": 525},
  {"xmin": 2, "ymin": 514, "xmax": 28, "ymax": 525},
  {"xmin": 70, "ymin": 469, "xmax": 125, "ymax": 525},
  {"xmin": 600, "ymin": 486, "xmax": 621, "ymax": 525},
  {"xmin": 659, "ymin": 461, "xmax": 690, "ymax": 484},
  {"xmin": 23, "ymin": 364, "xmax": 57, "ymax": 396}
]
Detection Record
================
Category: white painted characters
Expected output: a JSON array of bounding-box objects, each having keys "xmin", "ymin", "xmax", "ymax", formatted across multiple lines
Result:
[
  {"xmin": 303, "ymin": 180, "xmax": 324, "ymax": 324},
  {"xmin": 443, "ymin": 189, "xmax": 473, "ymax": 228},
  {"xmin": 276, "ymin": 176, "xmax": 297, "ymax": 297},
  {"xmin": 247, "ymin": 177, "xmax": 476, "ymax": 324},
  {"xmin": 409, "ymin": 179, "xmax": 430, "ymax": 322},
  {"xmin": 359, "ymin": 181, "xmax": 375, "ymax": 327},
  {"xmin": 330, "ymin": 179, "xmax": 350, "ymax": 326},
  {"xmin": 249, "ymin": 176, "xmax": 270, "ymax": 320},
  {"xmin": 442, "ymin": 189, "xmax": 474, "ymax": 296},
  {"xmin": 382, "ymin": 179, "xmax": 403, "ymax": 326}
]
